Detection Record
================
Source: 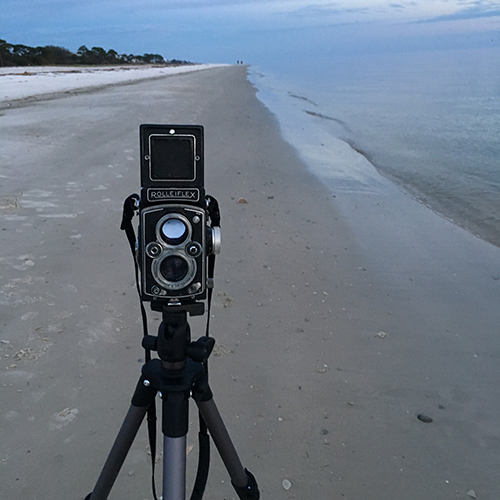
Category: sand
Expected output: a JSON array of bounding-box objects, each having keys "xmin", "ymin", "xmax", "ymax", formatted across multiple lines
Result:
[
  {"xmin": 0, "ymin": 64, "xmax": 225, "ymax": 103},
  {"xmin": 1, "ymin": 65, "xmax": 500, "ymax": 499}
]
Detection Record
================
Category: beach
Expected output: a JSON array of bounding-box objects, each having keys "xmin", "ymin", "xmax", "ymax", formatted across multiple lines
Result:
[
  {"xmin": 1, "ymin": 64, "xmax": 500, "ymax": 499},
  {"xmin": 0, "ymin": 64, "xmax": 226, "ymax": 103}
]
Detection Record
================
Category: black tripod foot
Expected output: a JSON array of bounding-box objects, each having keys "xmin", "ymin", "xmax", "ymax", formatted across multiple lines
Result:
[{"xmin": 232, "ymin": 469, "xmax": 260, "ymax": 500}]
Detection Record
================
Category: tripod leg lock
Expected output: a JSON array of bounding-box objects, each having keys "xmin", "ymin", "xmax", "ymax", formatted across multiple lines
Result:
[
  {"xmin": 232, "ymin": 468, "xmax": 260, "ymax": 500},
  {"xmin": 131, "ymin": 374, "xmax": 158, "ymax": 407}
]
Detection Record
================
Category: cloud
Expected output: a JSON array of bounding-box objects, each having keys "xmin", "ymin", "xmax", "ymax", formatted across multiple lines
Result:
[
  {"xmin": 417, "ymin": 1, "xmax": 500, "ymax": 23},
  {"xmin": 2, "ymin": 0, "xmax": 499, "ymax": 62}
]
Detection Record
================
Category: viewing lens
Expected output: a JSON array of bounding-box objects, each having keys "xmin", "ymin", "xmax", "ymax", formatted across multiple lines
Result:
[
  {"xmin": 160, "ymin": 255, "xmax": 189, "ymax": 282},
  {"xmin": 161, "ymin": 218, "xmax": 188, "ymax": 245}
]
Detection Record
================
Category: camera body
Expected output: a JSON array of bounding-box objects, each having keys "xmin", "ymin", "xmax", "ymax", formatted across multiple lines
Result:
[{"xmin": 138, "ymin": 124, "xmax": 219, "ymax": 305}]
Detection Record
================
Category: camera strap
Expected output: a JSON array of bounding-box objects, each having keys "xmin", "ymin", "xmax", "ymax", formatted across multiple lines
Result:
[{"xmin": 120, "ymin": 193, "xmax": 149, "ymax": 338}]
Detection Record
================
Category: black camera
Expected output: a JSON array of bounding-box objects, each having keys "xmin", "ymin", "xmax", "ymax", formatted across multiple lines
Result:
[{"xmin": 138, "ymin": 124, "xmax": 220, "ymax": 305}]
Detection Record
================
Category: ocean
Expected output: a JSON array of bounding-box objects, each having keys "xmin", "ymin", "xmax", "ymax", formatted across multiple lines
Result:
[{"xmin": 248, "ymin": 47, "xmax": 500, "ymax": 249}]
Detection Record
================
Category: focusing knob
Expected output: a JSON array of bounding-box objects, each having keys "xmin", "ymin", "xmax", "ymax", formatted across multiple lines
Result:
[{"xmin": 207, "ymin": 226, "xmax": 221, "ymax": 255}]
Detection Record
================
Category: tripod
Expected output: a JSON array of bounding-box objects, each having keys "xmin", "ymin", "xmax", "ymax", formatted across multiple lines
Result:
[{"xmin": 84, "ymin": 303, "xmax": 259, "ymax": 500}]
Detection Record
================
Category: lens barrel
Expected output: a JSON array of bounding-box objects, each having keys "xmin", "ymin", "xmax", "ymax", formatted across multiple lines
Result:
[
  {"xmin": 161, "ymin": 218, "xmax": 188, "ymax": 246},
  {"xmin": 160, "ymin": 255, "xmax": 189, "ymax": 282}
]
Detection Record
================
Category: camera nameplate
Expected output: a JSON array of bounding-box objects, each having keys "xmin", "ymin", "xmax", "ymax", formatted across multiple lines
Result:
[{"xmin": 147, "ymin": 188, "xmax": 200, "ymax": 203}]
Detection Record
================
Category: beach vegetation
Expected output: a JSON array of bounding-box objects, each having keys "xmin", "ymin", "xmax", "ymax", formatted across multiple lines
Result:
[{"xmin": 0, "ymin": 39, "xmax": 189, "ymax": 67}]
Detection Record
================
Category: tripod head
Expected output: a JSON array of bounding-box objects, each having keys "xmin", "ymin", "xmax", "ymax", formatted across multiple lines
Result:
[{"xmin": 142, "ymin": 304, "xmax": 215, "ymax": 370}]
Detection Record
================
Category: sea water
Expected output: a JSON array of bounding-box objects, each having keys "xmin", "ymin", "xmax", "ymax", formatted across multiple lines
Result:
[{"xmin": 248, "ymin": 47, "xmax": 500, "ymax": 248}]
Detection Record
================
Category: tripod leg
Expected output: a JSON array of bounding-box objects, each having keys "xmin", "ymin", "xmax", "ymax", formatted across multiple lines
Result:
[
  {"xmin": 197, "ymin": 398, "xmax": 246, "ymax": 486},
  {"xmin": 161, "ymin": 385, "xmax": 190, "ymax": 500},
  {"xmin": 85, "ymin": 376, "xmax": 157, "ymax": 500},
  {"xmin": 197, "ymin": 397, "xmax": 260, "ymax": 499},
  {"xmin": 163, "ymin": 435, "xmax": 187, "ymax": 500},
  {"xmin": 85, "ymin": 404, "xmax": 149, "ymax": 500}
]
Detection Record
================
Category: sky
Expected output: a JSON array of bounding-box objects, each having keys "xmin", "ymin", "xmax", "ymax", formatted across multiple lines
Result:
[{"xmin": 1, "ymin": 0, "xmax": 500, "ymax": 65}]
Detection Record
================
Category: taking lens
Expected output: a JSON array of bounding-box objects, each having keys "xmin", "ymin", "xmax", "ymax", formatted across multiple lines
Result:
[
  {"xmin": 160, "ymin": 255, "xmax": 189, "ymax": 282},
  {"xmin": 161, "ymin": 218, "xmax": 188, "ymax": 245}
]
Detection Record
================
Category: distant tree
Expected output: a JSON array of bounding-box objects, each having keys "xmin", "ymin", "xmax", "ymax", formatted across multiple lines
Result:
[
  {"xmin": 11, "ymin": 44, "xmax": 33, "ymax": 65},
  {"xmin": 0, "ymin": 39, "xmax": 184, "ymax": 67},
  {"xmin": 0, "ymin": 39, "xmax": 12, "ymax": 66},
  {"xmin": 77, "ymin": 45, "xmax": 88, "ymax": 55},
  {"xmin": 77, "ymin": 45, "xmax": 90, "ymax": 64},
  {"xmin": 133, "ymin": 55, "xmax": 146, "ymax": 64},
  {"xmin": 169, "ymin": 59, "xmax": 193, "ymax": 66},
  {"xmin": 36, "ymin": 45, "xmax": 76, "ymax": 65},
  {"xmin": 90, "ymin": 46, "xmax": 106, "ymax": 64},
  {"xmin": 126, "ymin": 53, "xmax": 144, "ymax": 64},
  {"xmin": 143, "ymin": 53, "xmax": 165, "ymax": 64},
  {"xmin": 106, "ymin": 49, "xmax": 119, "ymax": 63}
]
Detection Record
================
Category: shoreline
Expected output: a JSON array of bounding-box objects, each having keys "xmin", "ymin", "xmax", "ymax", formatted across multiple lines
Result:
[
  {"xmin": 248, "ymin": 62, "xmax": 500, "ymax": 252},
  {"xmin": 1, "ymin": 65, "xmax": 499, "ymax": 499}
]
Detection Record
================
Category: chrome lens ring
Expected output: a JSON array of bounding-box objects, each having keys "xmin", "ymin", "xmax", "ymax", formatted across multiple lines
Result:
[
  {"xmin": 156, "ymin": 213, "xmax": 192, "ymax": 247},
  {"xmin": 152, "ymin": 251, "xmax": 196, "ymax": 290}
]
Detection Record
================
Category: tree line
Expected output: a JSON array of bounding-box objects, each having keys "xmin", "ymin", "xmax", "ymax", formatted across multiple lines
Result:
[{"xmin": 0, "ymin": 40, "xmax": 191, "ymax": 67}]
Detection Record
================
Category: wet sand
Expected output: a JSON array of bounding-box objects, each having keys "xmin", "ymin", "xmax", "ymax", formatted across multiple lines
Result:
[{"xmin": 1, "ymin": 65, "xmax": 500, "ymax": 499}]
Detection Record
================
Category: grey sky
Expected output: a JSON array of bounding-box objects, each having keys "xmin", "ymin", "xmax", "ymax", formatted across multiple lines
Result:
[{"xmin": 1, "ymin": 0, "xmax": 499, "ymax": 63}]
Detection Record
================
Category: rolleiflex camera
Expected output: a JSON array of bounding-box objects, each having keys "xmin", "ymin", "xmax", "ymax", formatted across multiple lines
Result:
[{"xmin": 138, "ymin": 124, "xmax": 220, "ymax": 305}]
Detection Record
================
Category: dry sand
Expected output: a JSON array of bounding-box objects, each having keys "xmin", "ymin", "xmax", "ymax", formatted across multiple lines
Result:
[
  {"xmin": 0, "ymin": 64, "xmax": 225, "ymax": 102},
  {"xmin": 1, "ymin": 65, "xmax": 500, "ymax": 499}
]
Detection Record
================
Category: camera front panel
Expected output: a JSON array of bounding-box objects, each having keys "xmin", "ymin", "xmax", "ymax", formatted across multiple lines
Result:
[{"xmin": 140, "ymin": 204, "xmax": 207, "ymax": 301}]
